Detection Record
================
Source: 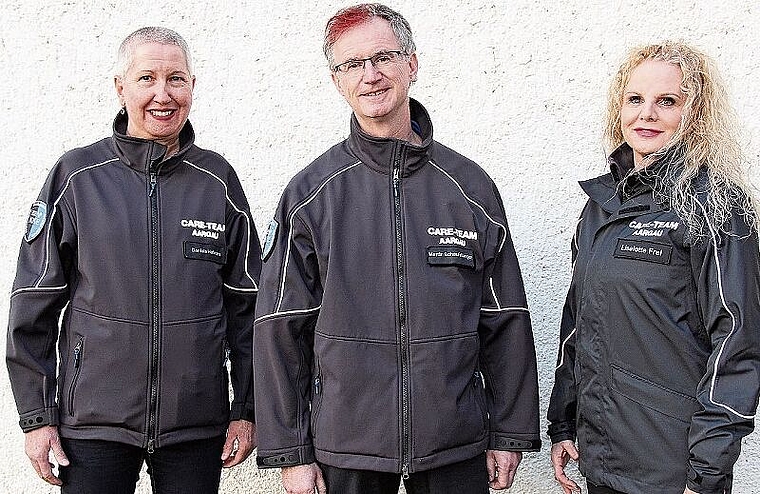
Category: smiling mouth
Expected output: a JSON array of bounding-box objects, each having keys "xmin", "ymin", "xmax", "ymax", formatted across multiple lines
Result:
[
  {"xmin": 634, "ymin": 128, "xmax": 663, "ymax": 138},
  {"xmin": 362, "ymin": 89, "xmax": 388, "ymax": 97},
  {"xmin": 149, "ymin": 109, "xmax": 175, "ymax": 117}
]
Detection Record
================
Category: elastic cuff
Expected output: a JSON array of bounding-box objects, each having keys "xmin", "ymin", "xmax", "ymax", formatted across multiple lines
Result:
[
  {"xmin": 687, "ymin": 465, "xmax": 727, "ymax": 494},
  {"xmin": 547, "ymin": 420, "xmax": 576, "ymax": 443},
  {"xmin": 256, "ymin": 445, "xmax": 316, "ymax": 469},
  {"xmin": 489, "ymin": 432, "xmax": 541, "ymax": 451},
  {"xmin": 19, "ymin": 407, "xmax": 58, "ymax": 432},
  {"xmin": 229, "ymin": 402, "xmax": 255, "ymax": 422}
]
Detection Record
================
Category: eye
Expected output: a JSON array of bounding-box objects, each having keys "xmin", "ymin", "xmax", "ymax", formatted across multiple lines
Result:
[
  {"xmin": 658, "ymin": 97, "xmax": 676, "ymax": 107},
  {"xmin": 626, "ymin": 95, "xmax": 642, "ymax": 104},
  {"xmin": 138, "ymin": 75, "xmax": 153, "ymax": 82},
  {"xmin": 374, "ymin": 53, "xmax": 393, "ymax": 64},
  {"xmin": 344, "ymin": 60, "xmax": 364, "ymax": 71}
]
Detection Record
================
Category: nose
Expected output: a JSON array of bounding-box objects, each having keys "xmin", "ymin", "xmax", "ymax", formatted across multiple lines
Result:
[
  {"xmin": 153, "ymin": 81, "xmax": 172, "ymax": 104},
  {"xmin": 639, "ymin": 101, "xmax": 657, "ymax": 121},
  {"xmin": 361, "ymin": 60, "xmax": 383, "ymax": 82}
]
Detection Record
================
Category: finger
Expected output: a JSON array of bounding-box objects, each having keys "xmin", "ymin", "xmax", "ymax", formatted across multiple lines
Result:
[
  {"xmin": 316, "ymin": 471, "xmax": 328, "ymax": 494},
  {"xmin": 565, "ymin": 442, "xmax": 579, "ymax": 461},
  {"xmin": 220, "ymin": 434, "xmax": 237, "ymax": 461},
  {"xmin": 485, "ymin": 453, "xmax": 497, "ymax": 482},
  {"xmin": 49, "ymin": 435, "xmax": 70, "ymax": 467}
]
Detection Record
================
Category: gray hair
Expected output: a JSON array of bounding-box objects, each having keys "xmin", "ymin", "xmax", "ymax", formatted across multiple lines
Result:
[
  {"xmin": 115, "ymin": 27, "xmax": 193, "ymax": 79},
  {"xmin": 323, "ymin": 3, "xmax": 416, "ymax": 69}
]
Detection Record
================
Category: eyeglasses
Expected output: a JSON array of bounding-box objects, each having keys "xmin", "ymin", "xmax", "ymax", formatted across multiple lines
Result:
[{"xmin": 333, "ymin": 50, "xmax": 407, "ymax": 76}]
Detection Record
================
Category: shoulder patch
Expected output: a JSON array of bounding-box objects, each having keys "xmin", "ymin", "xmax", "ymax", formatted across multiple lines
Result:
[
  {"xmin": 262, "ymin": 219, "xmax": 279, "ymax": 261},
  {"xmin": 25, "ymin": 201, "xmax": 47, "ymax": 243}
]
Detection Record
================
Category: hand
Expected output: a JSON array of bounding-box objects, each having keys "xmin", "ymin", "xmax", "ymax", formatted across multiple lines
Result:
[
  {"xmin": 282, "ymin": 463, "xmax": 327, "ymax": 494},
  {"xmin": 221, "ymin": 419, "xmax": 256, "ymax": 468},
  {"xmin": 486, "ymin": 449, "xmax": 522, "ymax": 490},
  {"xmin": 683, "ymin": 488, "xmax": 700, "ymax": 494},
  {"xmin": 550, "ymin": 440, "xmax": 581, "ymax": 494},
  {"xmin": 25, "ymin": 426, "xmax": 69, "ymax": 486}
]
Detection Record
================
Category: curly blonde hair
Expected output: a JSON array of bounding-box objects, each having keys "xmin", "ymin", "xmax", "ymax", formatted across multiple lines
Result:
[{"xmin": 604, "ymin": 41, "xmax": 757, "ymax": 238}]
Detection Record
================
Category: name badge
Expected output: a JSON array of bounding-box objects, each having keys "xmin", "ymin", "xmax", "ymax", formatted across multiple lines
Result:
[
  {"xmin": 184, "ymin": 241, "xmax": 226, "ymax": 264},
  {"xmin": 427, "ymin": 246, "xmax": 475, "ymax": 269},
  {"xmin": 614, "ymin": 239, "xmax": 672, "ymax": 265}
]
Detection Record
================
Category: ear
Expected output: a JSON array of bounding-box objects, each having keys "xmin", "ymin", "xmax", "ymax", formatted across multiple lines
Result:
[
  {"xmin": 191, "ymin": 75, "xmax": 196, "ymax": 92},
  {"xmin": 331, "ymin": 71, "xmax": 346, "ymax": 97},
  {"xmin": 114, "ymin": 76, "xmax": 125, "ymax": 106},
  {"xmin": 408, "ymin": 52, "xmax": 419, "ymax": 83}
]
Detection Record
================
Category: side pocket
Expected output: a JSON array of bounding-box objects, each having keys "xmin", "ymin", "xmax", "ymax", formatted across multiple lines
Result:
[
  {"xmin": 311, "ymin": 360, "xmax": 324, "ymax": 439},
  {"xmin": 68, "ymin": 337, "xmax": 84, "ymax": 417},
  {"xmin": 473, "ymin": 371, "xmax": 488, "ymax": 430},
  {"xmin": 611, "ymin": 364, "xmax": 699, "ymax": 424}
]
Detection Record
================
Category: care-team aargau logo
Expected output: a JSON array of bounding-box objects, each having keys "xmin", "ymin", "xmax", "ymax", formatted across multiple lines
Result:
[
  {"xmin": 427, "ymin": 226, "xmax": 478, "ymax": 246},
  {"xmin": 628, "ymin": 220, "xmax": 679, "ymax": 238},
  {"xmin": 181, "ymin": 219, "xmax": 226, "ymax": 239}
]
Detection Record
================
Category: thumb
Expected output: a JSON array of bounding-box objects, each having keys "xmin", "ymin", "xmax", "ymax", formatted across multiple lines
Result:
[
  {"xmin": 316, "ymin": 467, "xmax": 328, "ymax": 494},
  {"xmin": 50, "ymin": 435, "xmax": 69, "ymax": 466}
]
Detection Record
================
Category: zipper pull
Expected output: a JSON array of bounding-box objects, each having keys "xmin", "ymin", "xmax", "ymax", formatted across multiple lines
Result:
[
  {"xmin": 73, "ymin": 344, "xmax": 82, "ymax": 368},
  {"xmin": 393, "ymin": 168, "xmax": 400, "ymax": 197},
  {"xmin": 149, "ymin": 173, "xmax": 157, "ymax": 197},
  {"xmin": 314, "ymin": 377, "xmax": 321, "ymax": 395},
  {"xmin": 402, "ymin": 464, "xmax": 410, "ymax": 479},
  {"xmin": 147, "ymin": 439, "xmax": 155, "ymax": 454}
]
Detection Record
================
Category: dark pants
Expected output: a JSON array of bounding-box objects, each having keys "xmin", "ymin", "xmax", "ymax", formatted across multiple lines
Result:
[
  {"xmin": 319, "ymin": 452, "xmax": 488, "ymax": 494},
  {"xmin": 59, "ymin": 435, "xmax": 226, "ymax": 494},
  {"xmin": 587, "ymin": 481, "xmax": 626, "ymax": 494}
]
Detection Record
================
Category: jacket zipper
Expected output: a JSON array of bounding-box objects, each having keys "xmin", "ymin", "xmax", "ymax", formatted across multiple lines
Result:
[
  {"xmin": 67, "ymin": 338, "xmax": 84, "ymax": 416},
  {"xmin": 392, "ymin": 158, "xmax": 411, "ymax": 479},
  {"xmin": 147, "ymin": 164, "xmax": 161, "ymax": 454}
]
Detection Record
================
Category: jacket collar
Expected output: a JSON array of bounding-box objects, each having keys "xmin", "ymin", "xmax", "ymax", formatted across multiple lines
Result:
[
  {"xmin": 346, "ymin": 98, "xmax": 433, "ymax": 177},
  {"xmin": 580, "ymin": 143, "xmax": 665, "ymax": 215},
  {"xmin": 111, "ymin": 110, "xmax": 196, "ymax": 173}
]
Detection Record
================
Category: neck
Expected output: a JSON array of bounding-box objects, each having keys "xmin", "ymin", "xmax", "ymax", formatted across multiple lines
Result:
[{"xmin": 357, "ymin": 117, "xmax": 421, "ymax": 145}]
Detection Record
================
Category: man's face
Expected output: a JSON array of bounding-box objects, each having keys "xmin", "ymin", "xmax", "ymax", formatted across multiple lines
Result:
[{"xmin": 330, "ymin": 17, "xmax": 418, "ymax": 135}]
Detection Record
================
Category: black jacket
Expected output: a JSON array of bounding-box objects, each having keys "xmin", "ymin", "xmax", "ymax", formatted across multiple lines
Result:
[
  {"xmin": 548, "ymin": 144, "xmax": 760, "ymax": 494},
  {"xmin": 254, "ymin": 100, "xmax": 540, "ymax": 475},
  {"xmin": 6, "ymin": 113, "xmax": 261, "ymax": 450}
]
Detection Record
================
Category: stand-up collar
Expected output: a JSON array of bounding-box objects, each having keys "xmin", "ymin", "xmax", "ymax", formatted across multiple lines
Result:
[
  {"xmin": 111, "ymin": 110, "xmax": 196, "ymax": 173},
  {"xmin": 346, "ymin": 98, "xmax": 433, "ymax": 177}
]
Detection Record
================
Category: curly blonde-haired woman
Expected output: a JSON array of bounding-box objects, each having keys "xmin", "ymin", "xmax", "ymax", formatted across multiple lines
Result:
[{"xmin": 548, "ymin": 42, "xmax": 760, "ymax": 494}]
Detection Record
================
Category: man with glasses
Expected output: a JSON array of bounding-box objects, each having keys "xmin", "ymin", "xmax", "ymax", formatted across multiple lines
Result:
[{"xmin": 254, "ymin": 4, "xmax": 541, "ymax": 493}]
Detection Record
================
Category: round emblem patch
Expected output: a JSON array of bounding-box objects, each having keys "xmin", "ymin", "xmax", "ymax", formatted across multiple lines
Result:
[{"xmin": 25, "ymin": 201, "xmax": 47, "ymax": 243}]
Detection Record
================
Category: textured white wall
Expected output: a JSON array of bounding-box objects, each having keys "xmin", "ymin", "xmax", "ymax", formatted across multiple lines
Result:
[{"xmin": 1, "ymin": 1, "xmax": 759, "ymax": 493}]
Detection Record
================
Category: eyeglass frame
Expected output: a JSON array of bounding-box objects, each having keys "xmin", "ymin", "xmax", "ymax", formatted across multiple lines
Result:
[{"xmin": 332, "ymin": 50, "xmax": 409, "ymax": 75}]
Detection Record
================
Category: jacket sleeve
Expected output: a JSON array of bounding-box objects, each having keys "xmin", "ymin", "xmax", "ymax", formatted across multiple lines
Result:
[
  {"xmin": 6, "ymin": 164, "xmax": 74, "ymax": 432},
  {"xmin": 686, "ymin": 213, "xmax": 760, "ymax": 494},
  {"xmin": 478, "ymin": 188, "xmax": 541, "ymax": 452},
  {"xmin": 222, "ymin": 171, "xmax": 261, "ymax": 423},
  {"xmin": 253, "ymin": 192, "xmax": 321, "ymax": 468},
  {"xmin": 546, "ymin": 213, "xmax": 584, "ymax": 444}
]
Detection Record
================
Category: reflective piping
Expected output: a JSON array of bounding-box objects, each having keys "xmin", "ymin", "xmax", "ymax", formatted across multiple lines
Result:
[
  {"xmin": 428, "ymin": 160, "xmax": 508, "ymax": 252},
  {"xmin": 555, "ymin": 328, "xmax": 577, "ymax": 370},
  {"xmin": 36, "ymin": 159, "xmax": 119, "ymax": 288},
  {"xmin": 696, "ymin": 200, "xmax": 756, "ymax": 420},
  {"xmin": 11, "ymin": 284, "xmax": 68, "ymax": 297},
  {"xmin": 488, "ymin": 277, "xmax": 501, "ymax": 310},
  {"xmin": 184, "ymin": 160, "xmax": 258, "ymax": 290},
  {"xmin": 224, "ymin": 283, "xmax": 258, "ymax": 293},
  {"xmin": 254, "ymin": 305, "xmax": 322, "ymax": 325},
  {"xmin": 481, "ymin": 306, "xmax": 530, "ymax": 313},
  {"xmin": 275, "ymin": 162, "xmax": 361, "ymax": 312}
]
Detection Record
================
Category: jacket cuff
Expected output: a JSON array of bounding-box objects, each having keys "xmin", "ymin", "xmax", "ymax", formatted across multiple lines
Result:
[
  {"xmin": 548, "ymin": 421, "xmax": 576, "ymax": 443},
  {"xmin": 256, "ymin": 445, "xmax": 316, "ymax": 469},
  {"xmin": 686, "ymin": 465, "xmax": 728, "ymax": 494},
  {"xmin": 19, "ymin": 407, "xmax": 59, "ymax": 432},
  {"xmin": 489, "ymin": 432, "xmax": 541, "ymax": 452},
  {"xmin": 229, "ymin": 402, "xmax": 255, "ymax": 422}
]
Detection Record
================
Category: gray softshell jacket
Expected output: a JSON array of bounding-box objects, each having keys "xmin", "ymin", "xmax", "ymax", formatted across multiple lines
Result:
[
  {"xmin": 7, "ymin": 113, "xmax": 261, "ymax": 450},
  {"xmin": 254, "ymin": 99, "xmax": 541, "ymax": 476},
  {"xmin": 548, "ymin": 144, "xmax": 760, "ymax": 494}
]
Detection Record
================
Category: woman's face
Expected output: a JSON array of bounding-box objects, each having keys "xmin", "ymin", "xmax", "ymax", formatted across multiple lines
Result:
[
  {"xmin": 620, "ymin": 59, "xmax": 685, "ymax": 169},
  {"xmin": 115, "ymin": 42, "xmax": 194, "ymax": 147}
]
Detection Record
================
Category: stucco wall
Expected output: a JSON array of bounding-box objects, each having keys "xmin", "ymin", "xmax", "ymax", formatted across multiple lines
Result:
[{"xmin": 1, "ymin": 1, "xmax": 758, "ymax": 493}]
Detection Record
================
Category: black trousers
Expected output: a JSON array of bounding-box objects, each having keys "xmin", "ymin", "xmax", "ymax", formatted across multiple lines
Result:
[
  {"xmin": 319, "ymin": 452, "xmax": 488, "ymax": 494},
  {"xmin": 586, "ymin": 481, "xmax": 626, "ymax": 494},
  {"xmin": 59, "ymin": 435, "xmax": 226, "ymax": 494}
]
